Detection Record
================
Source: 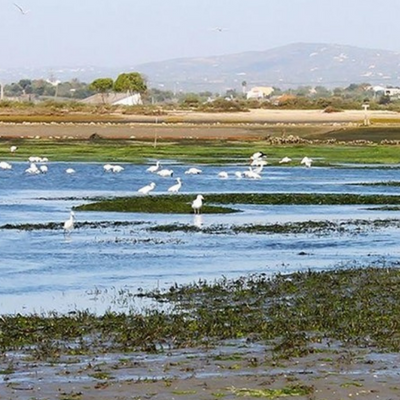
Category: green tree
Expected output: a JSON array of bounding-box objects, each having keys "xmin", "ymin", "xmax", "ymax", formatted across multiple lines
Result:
[
  {"xmin": 114, "ymin": 72, "xmax": 147, "ymax": 95},
  {"xmin": 18, "ymin": 79, "xmax": 32, "ymax": 95},
  {"xmin": 89, "ymin": 78, "xmax": 114, "ymax": 103}
]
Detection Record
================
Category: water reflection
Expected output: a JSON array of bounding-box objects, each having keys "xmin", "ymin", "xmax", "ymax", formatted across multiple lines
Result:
[{"xmin": 193, "ymin": 214, "xmax": 203, "ymax": 228}]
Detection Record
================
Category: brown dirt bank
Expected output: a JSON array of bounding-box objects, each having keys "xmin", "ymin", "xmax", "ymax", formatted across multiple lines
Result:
[{"xmin": 0, "ymin": 109, "xmax": 399, "ymax": 141}]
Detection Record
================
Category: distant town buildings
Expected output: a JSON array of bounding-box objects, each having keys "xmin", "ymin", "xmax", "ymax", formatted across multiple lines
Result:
[{"xmin": 372, "ymin": 86, "xmax": 400, "ymax": 98}]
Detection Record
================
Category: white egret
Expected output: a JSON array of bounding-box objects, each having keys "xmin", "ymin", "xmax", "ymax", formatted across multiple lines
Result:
[
  {"xmin": 103, "ymin": 164, "xmax": 113, "ymax": 172},
  {"xmin": 65, "ymin": 168, "xmax": 76, "ymax": 174},
  {"xmin": 184, "ymin": 167, "xmax": 202, "ymax": 175},
  {"xmin": 39, "ymin": 165, "xmax": 48, "ymax": 173},
  {"xmin": 0, "ymin": 161, "xmax": 12, "ymax": 170},
  {"xmin": 147, "ymin": 161, "xmax": 161, "ymax": 173},
  {"xmin": 218, "ymin": 171, "xmax": 228, "ymax": 179},
  {"xmin": 112, "ymin": 165, "xmax": 124, "ymax": 173},
  {"xmin": 279, "ymin": 157, "xmax": 292, "ymax": 164},
  {"xmin": 157, "ymin": 169, "xmax": 174, "ymax": 177},
  {"xmin": 243, "ymin": 167, "xmax": 261, "ymax": 179},
  {"xmin": 250, "ymin": 151, "xmax": 266, "ymax": 161},
  {"xmin": 25, "ymin": 163, "xmax": 40, "ymax": 174},
  {"xmin": 63, "ymin": 211, "xmax": 75, "ymax": 234},
  {"xmin": 138, "ymin": 182, "xmax": 156, "ymax": 195},
  {"xmin": 301, "ymin": 157, "xmax": 313, "ymax": 168},
  {"xmin": 251, "ymin": 158, "xmax": 267, "ymax": 167},
  {"xmin": 10, "ymin": 146, "xmax": 18, "ymax": 153},
  {"xmin": 168, "ymin": 178, "xmax": 182, "ymax": 193},
  {"xmin": 191, "ymin": 195, "xmax": 204, "ymax": 214}
]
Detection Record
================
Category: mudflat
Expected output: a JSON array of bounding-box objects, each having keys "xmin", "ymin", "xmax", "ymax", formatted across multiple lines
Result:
[{"xmin": 2, "ymin": 340, "xmax": 399, "ymax": 400}]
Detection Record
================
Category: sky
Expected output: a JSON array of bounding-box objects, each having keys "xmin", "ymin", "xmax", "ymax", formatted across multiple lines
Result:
[{"xmin": 2, "ymin": 0, "xmax": 400, "ymax": 68}]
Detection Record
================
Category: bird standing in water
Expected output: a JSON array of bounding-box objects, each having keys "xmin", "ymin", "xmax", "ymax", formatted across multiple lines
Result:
[
  {"xmin": 63, "ymin": 211, "xmax": 75, "ymax": 235},
  {"xmin": 191, "ymin": 195, "xmax": 204, "ymax": 214}
]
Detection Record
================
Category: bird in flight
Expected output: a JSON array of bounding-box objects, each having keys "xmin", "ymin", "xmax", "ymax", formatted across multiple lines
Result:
[
  {"xmin": 210, "ymin": 27, "xmax": 228, "ymax": 32},
  {"xmin": 13, "ymin": 3, "xmax": 30, "ymax": 15}
]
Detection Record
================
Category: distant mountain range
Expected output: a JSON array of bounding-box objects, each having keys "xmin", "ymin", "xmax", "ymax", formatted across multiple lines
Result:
[{"xmin": 2, "ymin": 43, "xmax": 400, "ymax": 92}]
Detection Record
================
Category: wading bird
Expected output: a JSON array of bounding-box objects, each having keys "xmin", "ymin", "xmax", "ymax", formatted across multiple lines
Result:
[
  {"xmin": 168, "ymin": 178, "xmax": 182, "ymax": 193},
  {"xmin": 191, "ymin": 194, "xmax": 204, "ymax": 214},
  {"xmin": 184, "ymin": 167, "xmax": 202, "ymax": 175},
  {"xmin": 279, "ymin": 156, "xmax": 292, "ymax": 164},
  {"xmin": 138, "ymin": 182, "xmax": 156, "ymax": 195},
  {"xmin": 63, "ymin": 211, "xmax": 75, "ymax": 234},
  {"xmin": 147, "ymin": 161, "xmax": 161, "ymax": 173},
  {"xmin": 301, "ymin": 157, "xmax": 313, "ymax": 168},
  {"xmin": 157, "ymin": 169, "xmax": 174, "ymax": 177}
]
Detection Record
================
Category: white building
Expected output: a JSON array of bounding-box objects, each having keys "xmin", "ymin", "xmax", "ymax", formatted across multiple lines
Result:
[
  {"xmin": 246, "ymin": 86, "xmax": 274, "ymax": 100},
  {"xmin": 81, "ymin": 92, "xmax": 142, "ymax": 105}
]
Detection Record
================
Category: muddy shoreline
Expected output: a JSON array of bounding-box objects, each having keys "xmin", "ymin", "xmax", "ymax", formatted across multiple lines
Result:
[{"xmin": 2, "ymin": 340, "xmax": 399, "ymax": 400}]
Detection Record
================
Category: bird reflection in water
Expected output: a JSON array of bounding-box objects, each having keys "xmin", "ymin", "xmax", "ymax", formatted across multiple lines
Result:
[{"xmin": 193, "ymin": 214, "xmax": 203, "ymax": 228}]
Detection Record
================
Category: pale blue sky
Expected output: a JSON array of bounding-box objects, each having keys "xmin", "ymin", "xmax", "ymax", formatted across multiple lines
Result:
[{"xmin": 2, "ymin": 0, "xmax": 400, "ymax": 68}]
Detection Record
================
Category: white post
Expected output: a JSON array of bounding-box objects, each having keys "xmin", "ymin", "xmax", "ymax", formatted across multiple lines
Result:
[
  {"xmin": 0, "ymin": 82, "xmax": 3, "ymax": 101},
  {"xmin": 362, "ymin": 104, "xmax": 370, "ymax": 126}
]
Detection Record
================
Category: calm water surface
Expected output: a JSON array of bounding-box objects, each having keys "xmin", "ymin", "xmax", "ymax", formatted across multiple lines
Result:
[{"xmin": 1, "ymin": 161, "xmax": 400, "ymax": 314}]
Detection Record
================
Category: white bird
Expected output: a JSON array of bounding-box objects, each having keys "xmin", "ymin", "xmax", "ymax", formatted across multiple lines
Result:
[
  {"xmin": 252, "ymin": 164, "xmax": 264, "ymax": 175},
  {"xmin": 218, "ymin": 171, "xmax": 228, "ymax": 179},
  {"xmin": 157, "ymin": 169, "xmax": 174, "ymax": 177},
  {"xmin": 29, "ymin": 156, "xmax": 41, "ymax": 163},
  {"xmin": 251, "ymin": 158, "xmax": 268, "ymax": 167},
  {"xmin": 0, "ymin": 161, "xmax": 12, "ymax": 170},
  {"xmin": 279, "ymin": 157, "xmax": 292, "ymax": 164},
  {"xmin": 243, "ymin": 167, "xmax": 261, "ymax": 179},
  {"xmin": 192, "ymin": 195, "xmax": 204, "ymax": 214},
  {"xmin": 112, "ymin": 165, "xmax": 124, "ymax": 173},
  {"xmin": 13, "ymin": 3, "xmax": 30, "ymax": 14},
  {"xmin": 39, "ymin": 165, "xmax": 48, "ymax": 173},
  {"xmin": 147, "ymin": 161, "xmax": 161, "ymax": 173},
  {"xmin": 138, "ymin": 182, "xmax": 156, "ymax": 195},
  {"xmin": 10, "ymin": 146, "xmax": 18, "ymax": 153},
  {"xmin": 184, "ymin": 167, "xmax": 202, "ymax": 175},
  {"xmin": 25, "ymin": 163, "xmax": 40, "ymax": 174},
  {"xmin": 65, "ymin": 168, "xmax": 76, "ymax": 174},
  {"xmin": 103, "ymin": 164, "xmax": 113, "ymax": 172},
  {"xmin": 63, "ymin": 211, "xmax": 75, "ymax": 234},
  {"xmin": 168, "ymin": 178, "xmax": 182, "ymax": 193},
  {"xmin": 235, "ymin": 171, "xmax": 243, "ymax": 179},
  {"xmin": 250, "ymin": 151, "xmax": 266, "ymax": 161},
  {"xmin": 301, "ymin": 157, "xmax": 313, "ymax": 168}
]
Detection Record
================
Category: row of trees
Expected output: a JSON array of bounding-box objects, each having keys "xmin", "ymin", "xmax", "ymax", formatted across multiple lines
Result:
[
  {"xmin": 89, "ymin": 72, "xmax": 147, "ymax": 102},
  {"xmin": 2, "ymin": 72, "xmax": 148, "ymax": 101},
  {"xmin": 2, "ymin": 75, "xmax": 399, "ymax": 111}
]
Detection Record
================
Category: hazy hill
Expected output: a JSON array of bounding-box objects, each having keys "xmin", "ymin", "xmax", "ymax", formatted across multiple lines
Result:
[
  {"xmin": 138, "ymin": 43, "xmax": 400, "ymax": 92},
  {"xmin": 2, "ymin": 43, "xmax": 400, "ymax": 92}
]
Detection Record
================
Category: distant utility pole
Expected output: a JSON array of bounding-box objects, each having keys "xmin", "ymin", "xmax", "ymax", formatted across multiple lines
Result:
[
  {"xmin": 362, "ymin": 104, "xmax": 370, "ymax": 126},
  {"xmin": 0, "ymin": 82, "xmax": 3, "ymax": 101}
]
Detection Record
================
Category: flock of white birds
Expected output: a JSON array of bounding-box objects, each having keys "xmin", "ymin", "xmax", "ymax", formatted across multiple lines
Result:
[{"xmin": 1, "ymin": 146, "xmax": 313, "ymax": 233}]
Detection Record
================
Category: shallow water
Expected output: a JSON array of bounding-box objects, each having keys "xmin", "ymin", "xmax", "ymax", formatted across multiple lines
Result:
[{"xmin": 1, "ymin": 161, "xmax": 400, "ymax": 314}]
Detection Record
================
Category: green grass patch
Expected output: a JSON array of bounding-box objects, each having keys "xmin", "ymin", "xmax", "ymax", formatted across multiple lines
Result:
[
  {"xmin": 2, "ymin": 138, "xmax": 400, "ymax": 164},
  {"xmin": 229, "ymin": 384, "xmax": 314, "ymax": 398},
  {"xmin": 4, "ymin": 268, "xmax": 400, "ymax": 355},
  {"xmin": 75, "ymin": 195, "xmax": 238, "ymax": 214},
  {"xmin": 75, "ymin": 193, "xmax": 400, "ymax": 214}
]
